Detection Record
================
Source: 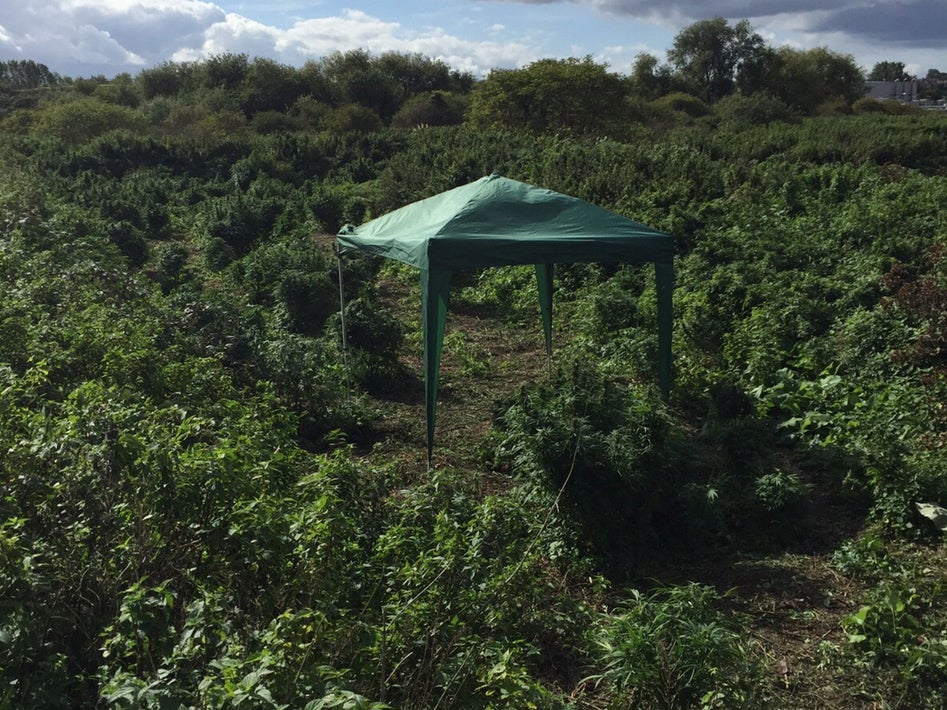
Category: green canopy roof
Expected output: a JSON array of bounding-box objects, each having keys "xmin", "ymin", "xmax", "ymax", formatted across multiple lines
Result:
[
  {"xmin": 337, "ymin": 174, "xmax": 674, "ymax": 465},
  {"xmin": 338, "ymin": 173, "xmax": 673, "ymax": 270}
]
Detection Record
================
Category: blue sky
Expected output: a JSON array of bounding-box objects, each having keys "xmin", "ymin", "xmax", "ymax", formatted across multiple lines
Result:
[{"xmin": 1, "ymin": 1, "xmax": 944, "ymax": 80}]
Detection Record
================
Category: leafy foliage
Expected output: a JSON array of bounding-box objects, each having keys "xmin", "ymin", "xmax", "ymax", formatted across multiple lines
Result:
[
  {"xmin": 666, "ymin": 17, "xmax": 767, "ymax": 102},
  {"xmin": 2, "ymin": 41, "xmax": 947, "ymax": 709},
  {"xmin": 590, "ymin": 584, "xmax": 763, "ymax": 708},
  {"xmin": 28, "ymin": 96, "xmax": 147, "ymax": 145},
  {"xmin": 467, "ymin": 58, "xmax": 637, "ymax": 138}
]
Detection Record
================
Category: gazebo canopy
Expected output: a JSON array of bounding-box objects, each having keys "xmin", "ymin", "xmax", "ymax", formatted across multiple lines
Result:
[{"xmin": 337, "ymin": 174, "xmax": 674, "ymax": 465}]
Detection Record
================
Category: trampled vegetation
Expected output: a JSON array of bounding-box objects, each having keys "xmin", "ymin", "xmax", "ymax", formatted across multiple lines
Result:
[{"xmin": 2, "ymin": 23, "xmax": 947, "ymax": 709}]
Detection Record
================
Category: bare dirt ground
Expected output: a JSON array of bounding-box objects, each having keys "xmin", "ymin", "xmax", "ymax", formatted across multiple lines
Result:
[{"xmin": 354, "ymin": 265, "xmax": 549, "ymax": 474}]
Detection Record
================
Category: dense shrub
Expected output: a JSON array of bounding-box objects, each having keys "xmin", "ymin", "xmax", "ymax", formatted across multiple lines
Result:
[
  {"xmin": 391, "ymin": 90, "xmax": 467, "ymax": 128},
  {"xmin": 590, "ymin": 584, "xmax": 763, "ymax": 708},
  {"xmin": 28, "ymin": 97, "xmax": 147, "ymax": 145},
  {"xmin": 714, "ymin": 92, "xmax": 797, "ymax": 126},
  {"xmin": 650, "ymin": 91, "xmax": 711, "ymax": 118},
  {"xmin": 487, "ymin": 362, "xmax": 698, "ymax": 574},
  {"xmin": 321, "ymin": 103, "xmax": 384, "ymax": 134}
]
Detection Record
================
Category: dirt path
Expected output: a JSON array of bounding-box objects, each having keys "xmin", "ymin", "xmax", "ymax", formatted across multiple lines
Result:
[{"xmin": 360, "ymin": 267, "xmax": 550, "ymax": 474}]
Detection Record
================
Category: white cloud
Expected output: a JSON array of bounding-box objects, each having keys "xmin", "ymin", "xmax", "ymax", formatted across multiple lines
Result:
[
  {"xmin": 173, "ymin": 13, "xmax": 280, "ymax": 61},
  {"xmin": 67, "ymin": 0, "xmax": 225, "ymax": 54},
  {"xmin": 0, "ymin": 0, "xmax": 224, "ymax": 73},
  {"xmin": 0, "ymin": 3, "xmax": 538, "ymax": 77},
  {"xmin": 71, "ymin": 24, "xmax": 147, "ymax": 66},
  {"xmin": 0, "ymin": 24, "xmax": 17, "ymax": 52},
  {"xmin": 276, "ymin": 10, "xmax": 535, "ymax": 73},
  {"xmin": 279, "ymin": 10, "xmax": 404, "ymax": 56}
]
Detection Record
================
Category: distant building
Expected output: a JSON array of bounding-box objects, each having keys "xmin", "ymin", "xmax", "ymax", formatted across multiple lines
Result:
[{"xmin": 864, "ymin": 80, "xmax": 919, "ymax": 102}]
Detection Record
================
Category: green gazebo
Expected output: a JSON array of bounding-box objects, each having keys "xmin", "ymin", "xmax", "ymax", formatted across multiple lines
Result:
[{"xmin": 337, "ymin": 174, "xmax": 673, "ymax": 465}]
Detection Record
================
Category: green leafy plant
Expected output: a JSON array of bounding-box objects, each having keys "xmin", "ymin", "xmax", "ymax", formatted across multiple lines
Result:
[
  {"xmin": 754, "ymin": 468, "xmax": 806, "ymax": 514},
  {"xmin": 589, "ymin": 584, "xmax": 762, "ymax": 709},
  {"xmin": 840, "ymin": 580, "xmax": 947, "ymax": 706}
]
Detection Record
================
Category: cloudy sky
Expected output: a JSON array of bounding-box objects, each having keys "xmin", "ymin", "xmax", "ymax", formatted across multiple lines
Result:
[{"xmin": 0, "ymin": 0, "xmax": 944, "ymax": 80}]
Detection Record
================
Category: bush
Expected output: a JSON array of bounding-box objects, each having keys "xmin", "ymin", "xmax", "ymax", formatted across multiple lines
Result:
[
  {"xmin": 289, "ymin": 95, "xmax": 331, "ymax": 130},
  {"xmin": 337, "ymin": 296, "xmax": 405, "ymax": 392},
  {"xmin": 202, "ymin": 190, "xmax": 285, "ymax": 259},
  {"xmin": 251, "ymin": 110, "xmax": 300, "ymax": 134},
  {"xmin": 488, "ymin": 361, "xmax": 691, "ymax": 574},
  {"xmin": 368, "ymin": 468, "xmax": 596, "ymax": 707},
  {"xmin": 650, "ymin": 92, "xmax": 711, "ymax": 118},
  {"xmin": 29, "ymin": 97, "xmax": 147, "ymax": 145},
  {"xmin": 714, "ymin": 92, "xmax": 796, "ymax": 126},
  {"xmin": 310, "ymin": 181, "xmax": 379, "ymax": 233},
  {"xmin": 274, "ymin": 268, "xmax": 337, "ymax": 336},
  {"xmin": 590, "ymin": 584, "xmax": 763, "ymax": 708},
  {"xmin": 755, "ymin": 468, "xmax": 806, "ymax": 513},
  {"xmin": 151, "ymin": 241, "xmax": 189, "ymax": 291},
  {"xmin": 107, "ymin": 219, "xmax": 148, "ymax": 267},
  {"xmin": 321, "ymin": 104, "xmax": 384, "ymax": 134},
  {"xmin": 392, "ymin": 90, "xmax": 467, "ymax": 128},
  {"xmin": 852, "ymin": 97, "xmax": 889, "ymax": 114},
  {"xmin": 815, "ymin": 99, "xmax": 853, "ymax": 116},
  {"xmin": 839, "ymin": 579, "xmax": 947, "ymax": 706}
]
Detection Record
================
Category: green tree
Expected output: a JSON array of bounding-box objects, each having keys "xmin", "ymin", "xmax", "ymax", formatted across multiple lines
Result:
[
  {"xmin": 288, "ymin": 95, "xmax": 330, "ymax": 129},
  {"xmin": 467, "ymin": 57, "xmax": 631, "ymax": 137},
  {"xmin": 770, "ymin": 46, "xmax": 865, "ymax": 113},
  {"xmin": 319, "ymin": 50, "xmax": 403, "ymax": 120},
  {"xmin": 92, "ymin": 73, "xmax": 141, "ymax": 108},
  {"xmin": 667, "ymin": 17, "xmax": 765, "ymax": 102},
  {"xmin": 197, "ymin": 53, "xmax": 250, "ymax": 92},
  {"xmin": 735, "ymin": 44, "xmax": 783, "ymax": 96},
  {"xmin": 298, "ymin": 58, "xmax": 334, "ymax": 104},
  {"xmin": 376, "ymin": 51, "xmax": 469, "ymax": 96},
  {"xmin": 0, "ymin": 60, "xmax": 65, "ymax": 119},
  {"xmin": 73, "ymin": 74, "xmax": 109, "ymax": 96},
  {"xmin": 29, "ymin": 96, "xmax": 147, "ymax": 145},
  {"xmin": 137, "ymin": 61, "xmax": 195, "ymax": 99},
  {"xmin": 869, "ymin": 61, "xmax": 911, "ymax": 81},
  {"xmin": 0, "ymin": 59, "xmax": 61, "ymax": 90},
  {"xmin": 320, "ymin": 103, "xmax": 384, "ymax": 134},
  {"xmin": 921, "ymin": 68, "xmax": 947, "ymax": 100},
  {"xmin": 239, "ymin": 57, "xmax": 304, "ymax": 116},
  {"xmin": 629, "ymin": 52, "xmax": 675, "ymax": 99}
]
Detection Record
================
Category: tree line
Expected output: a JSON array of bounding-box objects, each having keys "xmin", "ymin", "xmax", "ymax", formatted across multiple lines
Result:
[{"xmin": 1, "ymin": 17, "xmax": 942, "ymax": 141}]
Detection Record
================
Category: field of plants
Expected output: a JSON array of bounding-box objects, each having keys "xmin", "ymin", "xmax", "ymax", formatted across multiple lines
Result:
[{"xmin": 2, "ymin": 46, "xmax": 947, "ymax": 709}]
